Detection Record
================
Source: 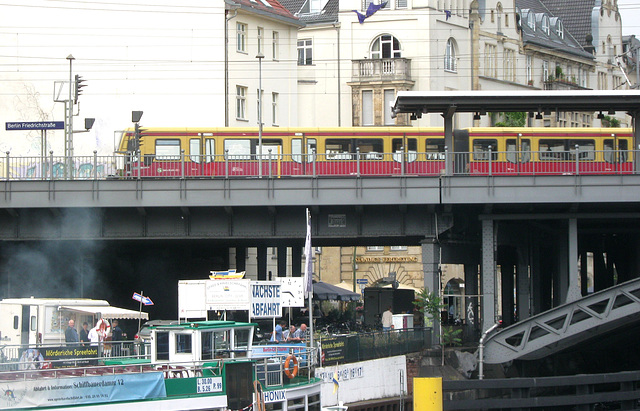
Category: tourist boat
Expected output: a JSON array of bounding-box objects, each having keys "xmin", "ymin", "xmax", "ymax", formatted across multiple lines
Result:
[{"xmin": 0, "ymin": 320, "xmax": 322, "ymax": 410}]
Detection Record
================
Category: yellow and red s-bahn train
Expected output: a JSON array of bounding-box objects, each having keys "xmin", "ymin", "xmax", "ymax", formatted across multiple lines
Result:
[{"xmin": 116, "ymin": 126, "xmax": 634, "ymax": 177}]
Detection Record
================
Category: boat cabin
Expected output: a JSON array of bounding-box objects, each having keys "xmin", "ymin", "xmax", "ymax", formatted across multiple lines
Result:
[{"xmin": 148, "ymin": 320, "xmax": 255, "ymax": 363}]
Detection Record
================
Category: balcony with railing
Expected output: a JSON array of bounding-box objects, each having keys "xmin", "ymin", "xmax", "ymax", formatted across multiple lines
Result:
[{"xmin": 351, "ymin": 58, "xmax": 412, "ymax": 83}]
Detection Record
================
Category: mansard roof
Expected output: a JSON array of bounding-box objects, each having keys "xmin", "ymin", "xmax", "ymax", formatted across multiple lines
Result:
[
  {"xmin": 539, "ymin": 0, "xmax": 595, "ymax": 49},
  {"xmin": 279, "ymin": 0, "xmax": 338, "ymax": 24},
  {"xmin": 517, "ymin": 0, "xmax": 594, "ymax": 60},
  {"xmin": 227, "ymin": 0, "xmax": 302, "ymax": 26}
]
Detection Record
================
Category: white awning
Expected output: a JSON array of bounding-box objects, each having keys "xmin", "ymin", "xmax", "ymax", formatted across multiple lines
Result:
[{"xmin": 60, "ymin": 305, "xmax": 149, "ymax": 320}]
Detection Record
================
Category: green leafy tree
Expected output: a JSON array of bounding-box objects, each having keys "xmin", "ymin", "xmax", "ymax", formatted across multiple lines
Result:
[
  {"xmin": 412, "ymin": 288, "xmax": 445, "ymax": 327},
  {"xmin": 492, "ymin": 112, "xmax": 527, "ymax": 127}
]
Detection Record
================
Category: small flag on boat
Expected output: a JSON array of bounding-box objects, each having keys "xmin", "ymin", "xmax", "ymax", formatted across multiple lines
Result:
[
  {"xmin": 332, "ymin": 369, "xmax": 340, "ymax": 394},
  {"xmin": 210, "ymin": 269, "xmax": 246, "ymax": 279}
]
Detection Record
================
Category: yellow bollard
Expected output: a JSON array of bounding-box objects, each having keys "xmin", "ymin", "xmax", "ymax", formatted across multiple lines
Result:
[{"xmin": 413, "ymin": 377, "xmax": 443, "ymax": 410}]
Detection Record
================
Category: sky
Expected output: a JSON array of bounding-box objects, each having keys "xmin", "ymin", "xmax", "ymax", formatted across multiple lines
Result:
[{"xmin": 619, "ymin": 0, "xmax": 640, "ymax": 36}]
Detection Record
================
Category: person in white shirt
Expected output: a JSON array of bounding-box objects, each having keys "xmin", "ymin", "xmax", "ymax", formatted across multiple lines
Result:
[{"xmin": 381, "ymin": 306, "xmax": 393, "ymax": 331}]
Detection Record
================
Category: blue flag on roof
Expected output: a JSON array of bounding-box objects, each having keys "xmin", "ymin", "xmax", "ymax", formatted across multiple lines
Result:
[{"xmin": 353, "ymin": 2, "xmax": 387, "ymax": 24}]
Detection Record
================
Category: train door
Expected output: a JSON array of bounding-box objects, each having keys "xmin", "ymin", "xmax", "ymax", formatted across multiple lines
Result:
[
  {"xmin": 603, "ymin": 135, "xmax": 630, "ymax": 173},
  {"xmin": 505, "ymin": 134, "xmax": 531, "ymax": 174},
  {"xmin": 391, "ymin": 136, "xmax": 417, "ymax": 174},
  {"xmin": 291, "ymin": 135, "xmax": 316, "ymax": 176}
]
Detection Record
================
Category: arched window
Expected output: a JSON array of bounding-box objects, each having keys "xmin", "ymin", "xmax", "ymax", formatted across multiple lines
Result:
[
  {"xmin": 541, "ymin": 14, "xmax": 550, "ymax": 35},
  {"xmin": 445, "ymin": 38, "xmax": 457, "ymax": 72},
  {"xmin": 370, "ymin": 34, "xmax": 401, "ymax": 59}
]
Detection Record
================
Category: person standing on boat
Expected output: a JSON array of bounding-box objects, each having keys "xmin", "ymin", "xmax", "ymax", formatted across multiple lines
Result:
[
  {"xmin": 291, "ymin": 324, "xmax": 307, "ymax": 342},
  {"xmin": 111, "ymin": 320, "xmax": 125, "ymax": 356},
  {"xmin": 271, "ymin": 322, "xmax": 285, "ymax": 342},
  {"xmin": 79, "ymin": 322, "xmax": 90, "ymax": 345},
  {"xmin": 381, "ymin": 306, "xmax": 393, "ymax": 332},
  {"xmin": 65, "ymin": 319, "xmax": 79, "ymax": 346}
]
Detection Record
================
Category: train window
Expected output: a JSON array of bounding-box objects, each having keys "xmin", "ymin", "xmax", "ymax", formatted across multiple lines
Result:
[
  {"xmin": 292, "ymin": 138, "xmax": 317, "ymax": 163},
  {"xmin": 392, "ymin": 138, "xmax": 417, "ymax": 162},
  {"xmin": 356, "ymin": 138, "xmax": 383, "ymax": 159},
  {"xmin": 190, "ymin": 139, "xmax": 201, "ymax": 164},
  {"xmin": 604, "ymin": 139, "xmax": 614, "ymax": 163},
  {"xmin": 259, "ymin": 139, "xmax": 283, "ymax": 159},
  {"xmin": 326, "ymin": 139, "xmax": 352, "ymax": 160},
  {"xmin": 569, "ymin": 139, "xmax": 595, "ymax": 160},
  {"xmin": 205, "ymin": 139, "xmax": 215, "ymax": 163},
  {"xmin": 425, "ymin": 138, "xmax": 445, "ymax": 160},
  {"xmin": 155, "ymin": 139, "xmax": 181, "ymax": 160},
  {"xmin": 472, "ymin": 139, "xmax": 498, "ymax": 161},
  {"xmin": 225, "ymin": 139, "xmax": 251, "ymax": 160},
  {"xmin": 619, "ymin": 139, "xmax": 629, "ymax": 162},
  {"xmin": 539, "ymin": 140, "xmax": 565, "ymax": 160}
]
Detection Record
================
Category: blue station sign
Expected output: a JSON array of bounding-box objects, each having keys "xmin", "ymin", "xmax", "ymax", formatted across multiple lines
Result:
[{"xmin": 5, "ymin": 121, "xmax": 64, "ymax": 131}]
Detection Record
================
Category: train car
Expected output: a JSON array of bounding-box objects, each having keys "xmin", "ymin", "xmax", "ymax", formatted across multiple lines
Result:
[
  {"xmin": 116, "ymin": 127, "xmax": 447, "ymax": 178},
  {"xmin": 115, "ymin": 126, "xmax": 633, "ymax": 177},
  {"xmin": 458, "ymin": 127, "xmax": 633, "ymax": 175}
]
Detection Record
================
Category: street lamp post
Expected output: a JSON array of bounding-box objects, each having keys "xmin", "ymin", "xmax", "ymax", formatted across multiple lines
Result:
[{"xmin": 256, "ymin": 53, "xmax": 264, "ymax": 178}]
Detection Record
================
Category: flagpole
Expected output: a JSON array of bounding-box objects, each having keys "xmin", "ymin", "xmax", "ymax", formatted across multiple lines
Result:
[{"xmin": 137, "ymin": 290, "xmax": 144, "ymax": 335}]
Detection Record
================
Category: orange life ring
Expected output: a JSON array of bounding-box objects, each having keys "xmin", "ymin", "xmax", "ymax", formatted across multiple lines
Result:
[{"xmin": 284, "ymin": 355, "xmax": 299, "ymax": 379}]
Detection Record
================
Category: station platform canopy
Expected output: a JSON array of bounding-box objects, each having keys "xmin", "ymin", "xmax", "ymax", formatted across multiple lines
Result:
[{"xmin": 392, "ymin": 90, "xmax": 640, "ymax": 118}]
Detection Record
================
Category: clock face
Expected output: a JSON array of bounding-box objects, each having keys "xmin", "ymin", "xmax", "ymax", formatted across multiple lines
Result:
[{"xmin": 279, "ymin": 277, "xmax": 305, "ymax": 307}]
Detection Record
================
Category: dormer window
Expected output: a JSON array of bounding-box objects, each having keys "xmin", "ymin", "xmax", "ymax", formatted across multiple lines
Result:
[
  {"xmin": 556, "ymin": 20, "xmax": 564, "ymax": 38},
  {"xmin": 524, "ymin": 9, "xmax": 535, "ymax": 30},
  {"xmin": 541, "ymin": 15, "xmax": 550, "ymax": 35}
]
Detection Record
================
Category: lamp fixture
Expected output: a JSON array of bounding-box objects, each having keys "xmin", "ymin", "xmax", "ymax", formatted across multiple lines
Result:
[
  {"xmin": 608, "ymin": 110, "xmax": 615, "ymax": 115},
  {"xmin": 535, "ymin": 112, "xmax": 543, "ymax": 120},
  {"xmin": 473, "ymin": 112, "xmax": 481, "ymax": 120},
  {"xmin": 597, "ymin": 111, "xmax": 605, "ymax": 120}
]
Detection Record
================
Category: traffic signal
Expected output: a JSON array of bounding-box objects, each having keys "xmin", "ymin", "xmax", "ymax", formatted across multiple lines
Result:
[
  {"xmin": 74, "ymin": 74, "xmax": 86, "ymax": 104},
  {"xmin": 134, "ymin": 122, "xmax": 146, "ymax": 150}
]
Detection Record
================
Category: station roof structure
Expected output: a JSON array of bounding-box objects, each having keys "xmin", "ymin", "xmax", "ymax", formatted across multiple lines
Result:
[{"xmin": 392, "ymin": 90, "xmax": 640, "ymax": 118}]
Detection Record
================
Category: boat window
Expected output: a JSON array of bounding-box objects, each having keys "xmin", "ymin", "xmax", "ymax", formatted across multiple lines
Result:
[
  {"xmin": 30, "ymin": 316, "xmax": 36, "ymax": 331},
  {"xmin": 425, "ymin": 138, "xmax": 445, "ymax": 160},
  {"xmin": 176, "ymin": 333, "xmax": 192, "ymax": 354},
  {"xmin": 472, "ymin": 139, "xmax": 498, "ymax": 161},
  {"xmin": 202, "ymin": 331, "xmax": 214, "ymax": 360},
  {"xmin": 13, "ymin": 315, "xmax": 18, "ymax": 329},
  {"xmin": 190, "ymin": 139, "xmax": 201, "ymax": 163},
  {"xmin": 155, "ymin": 139, "xmax": 181, "ymax": 161},
  {"xmin": 156, "ymin": 332, "xmax": 169, "ymax": 360},
  {"xmin": 234, "ymin": 328, "xmax": 251, "ymax": 357}
]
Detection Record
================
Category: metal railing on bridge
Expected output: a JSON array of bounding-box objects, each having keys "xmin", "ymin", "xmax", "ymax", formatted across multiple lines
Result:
[{"xmin": 0, "ymin": 148, "xmax": 635, "ymax": 180}]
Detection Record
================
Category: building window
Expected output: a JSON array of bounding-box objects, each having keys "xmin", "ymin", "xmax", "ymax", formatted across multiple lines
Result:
[
  {"xmin": 390, "ymin": 246, "xmax": 407, "ymax": 251},
  {"xmin": 236, "ymin": 85, "xmax": 247, "ymax": 120},
  {"xmin": 484, "ymin": 44, "xmax": 497, "ymax": 77},
  {"xmin": 257, "ymin": 27, "xmax": 263, "ymax": 54},
  {"xmin": 273, "ymin": 31, "xmax": 279, "ymax": 60},
  {"xmin": 384, "ymin": 89, "xmax": 395, "ymax": 125},
  {"xmin": 297, "ymin": 39, "xmax": 313, "ymax": 65},
  {"xmin": 598, "ymin": 72, "xmax": 608, "ymax": 89},
  {"xmin": 503, "ymin": 48, "xmax": 515, "ymax": 82},
  {"xmin": 362, "ymin": 90, "xmax": 373, "ymax": 126},
  {"xmin": 237, "ymin": 22, "xmax": 247, "ymax": 53},
  {"xmin": 526, "ymin": 55, "xmax": 533, "ymax": 83},
  {"xmin": 371, "ymin": 34, "xmax": 401, "ymax": 59},
  {"xmin": 272, "ymin": 92, "xmax": 279, "ymax": 126},
  {"xmin": 445, "ymin": 38, "xmax": 457, "ymax": 72},
  {"xmin": 542, "ymin": 60, "xmax": 549, "ymax": 81},
  {"xmin": 526, "ymin": 10, "xmax": 535, "ymax": 30},
  {"xmin": 367, "ymin": 246, "xmax": 384, "ymax": 251}
]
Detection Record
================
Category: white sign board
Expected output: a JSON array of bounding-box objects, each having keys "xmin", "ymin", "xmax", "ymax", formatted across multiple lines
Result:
[
  {"xmin": 205, "ymin": 280, "xmax": 251, "ymax": 311},
  {"xmin": 178, "ymin": 280, "xmax": 207, "ymax": 319},
  {"xmin": 250, "ymin": 281, "xmax": 282, "ymax": 319}
]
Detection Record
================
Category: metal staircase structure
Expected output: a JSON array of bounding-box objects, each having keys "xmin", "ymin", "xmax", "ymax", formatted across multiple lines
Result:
[{"xmin": 483, "ymin": 277, "xmax": 640, "ymax": 364}]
